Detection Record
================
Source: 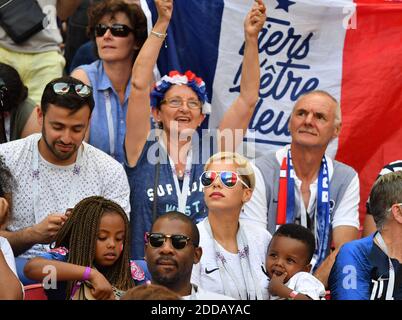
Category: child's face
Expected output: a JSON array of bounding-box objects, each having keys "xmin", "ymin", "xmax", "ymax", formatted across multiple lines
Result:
[
  {"xmin": 95, "ymin": 211, "xmax": 126, "ymax": 267},
  {"xmin": 266, "ymin": 235, "xmax": 311, "ymax": 283}
]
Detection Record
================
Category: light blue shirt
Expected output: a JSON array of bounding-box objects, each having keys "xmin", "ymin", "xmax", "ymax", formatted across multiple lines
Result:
[{"xmin": 77, "ymin": 60, "xmax": 130, "ymax": 164}]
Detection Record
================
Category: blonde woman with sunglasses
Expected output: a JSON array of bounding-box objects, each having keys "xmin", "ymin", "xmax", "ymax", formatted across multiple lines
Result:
[{"xmin": 191, "ymin": 152, "xmax": 271, "ymax": 300}]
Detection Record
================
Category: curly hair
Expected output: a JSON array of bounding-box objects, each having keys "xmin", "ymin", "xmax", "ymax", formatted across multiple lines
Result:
[
  {"xmin": 53, "ymin": 196, "xmax": 134, "ymax": 298},
  {"xmin": 0, "ymin": 155, "xmax": 15, "ymax": 198},
  {"xmin": 87, "ymin": 0, "xmax": 147, "ymax": 62}
]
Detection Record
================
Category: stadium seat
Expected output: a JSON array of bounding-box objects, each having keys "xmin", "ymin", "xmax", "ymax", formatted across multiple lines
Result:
[{"xmin": 23, "ymin": 283, "xmax": 48, "ymax": 300}]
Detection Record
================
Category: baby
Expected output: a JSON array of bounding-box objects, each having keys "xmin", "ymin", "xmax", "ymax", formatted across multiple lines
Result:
[{"xmin": 265, "ymin": 223, "xmax": 326, "ymax": 300}]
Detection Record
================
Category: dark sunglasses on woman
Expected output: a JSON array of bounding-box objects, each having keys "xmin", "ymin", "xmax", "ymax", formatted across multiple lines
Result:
[
  {"xmin": 52, "ymin": 82, "xmax": 92, "ymax": 97},
  {"xmin": 145, "ymin": 232, "xmax": 195, "ymax": 250},
  {"xmin": 95, "ymin": 23, "xmax": 134, "ymax": 37},
  {"xmin": 200, "ymin": 170, "xmax": 250, "ymax": 189}
]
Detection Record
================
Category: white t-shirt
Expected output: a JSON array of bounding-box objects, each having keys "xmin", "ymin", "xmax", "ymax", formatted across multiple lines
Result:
[
  {"xmin": 269, "ymin": 271, "xmax": 326, "ymax": 300},
  {"xmin": 0, "ymin": 236, "xmax": 24, "ymax": 297},
  {"xmin": 191, "ymin": 219, "xmax": 271, "ymax": 300},
  {"xmin": 0, "ymin": 236, "xmax": 17, "ymax": 276},
  {"xmin": 215, "ymin": 244, "xmax": 248, "ymax": 299},
  {"xmin": 242, "ymin": 145, "xmax": 360, "ymax": 231},
  {"xmin": 0, "ymin": 134, "xmax": 131, "ymax": 258}
]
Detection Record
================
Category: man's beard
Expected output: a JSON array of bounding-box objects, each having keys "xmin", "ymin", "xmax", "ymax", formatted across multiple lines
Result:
[
  {"xmin": 151, "ymin": 271, "xmax": 181, "ymax": 287},
  {"xmin": 42, "ymin": 126, "xmax": 77, "ymax": 161}
]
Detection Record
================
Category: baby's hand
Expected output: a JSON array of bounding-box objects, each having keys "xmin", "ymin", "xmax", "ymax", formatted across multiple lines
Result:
[{"xmin": 268, "ymin": 272, "xmax": 288, "ymax": 297}]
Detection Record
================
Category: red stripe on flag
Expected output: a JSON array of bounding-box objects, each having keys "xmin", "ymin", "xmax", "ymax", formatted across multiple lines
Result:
[{"xmin": 337, "ymin": 0, "xmax": 402, "ymax": 225}]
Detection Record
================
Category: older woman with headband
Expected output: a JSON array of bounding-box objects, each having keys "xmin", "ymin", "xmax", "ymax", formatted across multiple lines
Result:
[
  {"xmin": 125, "ymin": 0, "xmax": 267, "ymax": 260},
  {"xmin": 191, "ymin": 152, "xmax": 271, "ymax": 300}
]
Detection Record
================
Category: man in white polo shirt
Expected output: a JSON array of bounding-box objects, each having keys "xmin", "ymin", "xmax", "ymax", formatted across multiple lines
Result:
[{"xmin": 242, "ymin": 90, "xmax": 360, "ymax": 288}]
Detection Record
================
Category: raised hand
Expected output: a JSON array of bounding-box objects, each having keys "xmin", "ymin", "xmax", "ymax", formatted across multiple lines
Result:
[
  {"xmin": 245, "ymin": 0, "xmax": 267, "ymax": 38},
  {"xmin": 155, "ymin": 0, "xmax": 174, "ymax": 23}
]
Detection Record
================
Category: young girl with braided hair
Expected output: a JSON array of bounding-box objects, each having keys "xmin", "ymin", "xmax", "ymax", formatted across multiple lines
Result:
[{"xmin": 24, "ymin": 196, "xmax": 145, "ymax": 300}]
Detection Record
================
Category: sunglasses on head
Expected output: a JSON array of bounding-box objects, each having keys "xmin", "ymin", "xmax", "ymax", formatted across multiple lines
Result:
[
  {"xmin": 200, "ymin": 170, "xmax": 250, "ymax": 189},
  {"xmin": 95, "ymin": 23, "xmax": 134, "ymax": 37},
  {"xmin": 52, "ymin": 82, "xmax": 92, "ymax": 98},
  {"xmin": 145, "ymin": 232, "xmax": 194, "ymax": 250}
]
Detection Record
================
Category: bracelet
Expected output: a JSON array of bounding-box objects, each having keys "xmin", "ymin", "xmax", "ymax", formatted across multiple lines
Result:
[
  {"xmin": 82, "ymin": 266, "xmax": 91, "ymax": 281},
  {"xmin": 288, "ymin": 290, "xmax": 299, "ymax": 300},
  {"xmin": 150, "ymin": 30, "xmax": 167, "ymax": 39}
]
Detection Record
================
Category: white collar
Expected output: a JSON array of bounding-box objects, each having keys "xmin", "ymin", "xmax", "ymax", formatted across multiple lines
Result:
[{"xmin": 276, "ymin": 144, "xmax": 334, "ymax": 181}]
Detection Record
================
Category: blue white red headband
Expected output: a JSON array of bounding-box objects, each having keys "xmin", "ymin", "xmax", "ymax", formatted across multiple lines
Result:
[{"xmin": 150, "ymin": 70, "xmax": 211, "ymax": 114}]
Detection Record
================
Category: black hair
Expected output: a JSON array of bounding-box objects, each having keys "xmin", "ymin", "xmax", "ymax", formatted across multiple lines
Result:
[
  {"xmin": 0, "ymin": 155, "xmax": 15, "ymax": 198},
  {"xmin": 273, "ymin": 223, "xmax": 315, "ymax": 263},
  {"xmin": 41, "ymin": 76, "xmax": 94, "ymax": 115},
  {"xmin": 151, "ymin": 211, "xmax": 200, "ymax": 247},
  {"xmin": 0, "ymin": 63, "xmax": 28, "ymax": 112}
]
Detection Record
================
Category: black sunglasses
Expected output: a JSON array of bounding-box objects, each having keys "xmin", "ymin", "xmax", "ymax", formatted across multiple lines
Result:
[
  {"xmin": 95, "ymin": 23, "xmax": 134, "ymax": 37},
  {"xmin": 145, "ymin": 232, "xmax": 194, "ymax": 250},
  {"xmin": 52, "ymin": 82, "xmax": 92, "ymax": 98}
]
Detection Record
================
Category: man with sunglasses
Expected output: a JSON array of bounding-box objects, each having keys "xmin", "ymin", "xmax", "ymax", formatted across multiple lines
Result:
[
  {"xmin": 242, "ymin": 90, "xmax": 360, "ymax": 289},
  {"xmin": 144, "ymin": 211, "xmax": 233, "ymax": 299},
  {"xmin": 0, "ymin": 76, "xmax": 130, "ymax": 284}
]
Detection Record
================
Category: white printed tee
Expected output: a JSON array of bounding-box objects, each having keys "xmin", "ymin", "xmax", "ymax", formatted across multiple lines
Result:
[{"xmin": 0, "ymin": 134, "xmax": 130, "ymax": 258}]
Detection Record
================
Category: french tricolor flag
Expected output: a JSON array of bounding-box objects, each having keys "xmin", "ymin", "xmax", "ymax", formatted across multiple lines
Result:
[{"xmin": 142, "ymin": 0, "xmax": 402, "ymax": 223}]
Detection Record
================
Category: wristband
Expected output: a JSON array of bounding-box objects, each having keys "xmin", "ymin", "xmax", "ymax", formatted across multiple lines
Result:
[
  {"xmin": 150, "ymin": 30, "xmax": 167, "ymax": 39},
  {"xmin": 288, "ymin": 290, "xmax": 298, "ymax": 300},
  {"xmin": 82, "ymin": 266, "xmax": 91, "ymax": 281}
]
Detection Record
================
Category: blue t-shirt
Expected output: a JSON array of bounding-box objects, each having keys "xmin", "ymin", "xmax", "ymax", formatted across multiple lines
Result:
[
  {"xmin": 39, "ymin": 247, "xmax": 148, "ymax": 300},
  {"xmin": 126, "ymin": 131, "xmax": 217, "ymax": 259},
  {"xmin": 329, "ymin": 233, "xmax": 402, "ymax": 300},
  {"xmin": 77, "ymin": 60, "xmax": 130, "ymax": 164}
]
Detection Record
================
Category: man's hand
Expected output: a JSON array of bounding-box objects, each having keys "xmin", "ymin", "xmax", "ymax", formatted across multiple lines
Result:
[
  {"xmin": 245, "ymin": 0, "xmax": 266, "ymax": 39},
  {"xmin": 30, "ymin": 213, "xmax": 69, "ymax": 244}
]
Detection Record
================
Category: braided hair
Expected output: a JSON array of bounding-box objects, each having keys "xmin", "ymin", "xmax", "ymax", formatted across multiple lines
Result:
[{"xmin": 53, "ymin": 196, "xmax": 134, "ymax": 297}]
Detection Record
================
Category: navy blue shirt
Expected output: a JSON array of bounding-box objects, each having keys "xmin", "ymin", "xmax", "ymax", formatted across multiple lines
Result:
[
  {"xmin": 329, "ymin": 233, "xmax": 402, "ymax": 300},
  {"xmin": 126, "ymin": 131, "xmax": 217, "ymax": 259}
]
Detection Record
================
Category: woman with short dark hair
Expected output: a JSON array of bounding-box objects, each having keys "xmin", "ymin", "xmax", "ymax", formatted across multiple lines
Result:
[{"xmin": 72, "ymin": 0, "xmax": 147, "ymax": 163}]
